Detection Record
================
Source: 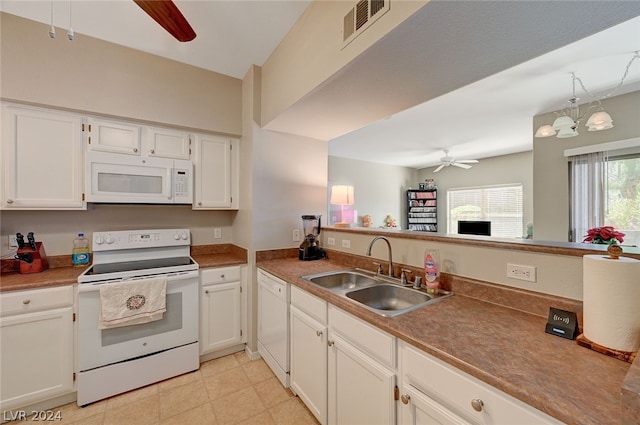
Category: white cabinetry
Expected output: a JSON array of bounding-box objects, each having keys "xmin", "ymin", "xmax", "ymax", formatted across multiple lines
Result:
[
  {"xmin": 200, "ymin": 266, "xmax": 246, "ymax": 355},
  {"xmin": 328, "ymin": 305, "xmax": 396, "ymax": 425},
  {"xmin": 193, "ymin": 134, "xmax": 238, "ymax": 209},
  {"xmin": 85, "ymin": 117, "xmax": 141, "ymax": 155},
  {"xmin": 398, "ymin": 341, "xmax": 561, "ymax": 425},
  {"xmin": 0, "ymin": 286, "xmax": 75, "ymax": 411},
  {"xmin": 144, "ymin": 126, "xmax": 191, "ymax": 160},
  {"xmin": 1, "ymin": 104, "xmax": 85, "ymax": 209},
  {"xmin": 290, "ymin": 286, "xmax": 328, "ymax": 425}
]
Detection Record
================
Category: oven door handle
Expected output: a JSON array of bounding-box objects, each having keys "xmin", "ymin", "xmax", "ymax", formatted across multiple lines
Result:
[{"xmin": 77, "ymin": 271, "xmax": 199, "ymax": 293}]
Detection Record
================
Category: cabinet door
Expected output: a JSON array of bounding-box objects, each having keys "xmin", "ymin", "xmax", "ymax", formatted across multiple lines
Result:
[
  {"xmin": 328, "ymin": 332, "xmax": 396, "ymax": 425},
  {"xmin": 0, "ymin": 307, "xmax": 74, "ymax": 411},
  {"xmin": 86, "ymin": 117, "xmax": 141, "ymax": 155},
  {"xmin": 1, "ymin": 105, "xmax": 85, "ymax": 209},
  {"xmin": 200, "ymin": 281, "xmax": 242, "ymax": 354},
  {"xmin": 193, "ymin": 134, "xmax": 234, "ymax": 209},
  {"xmin": 399, "ymin": 384, "xmax": 471, "ymax": 425},
  {"xmin": 290, "ymin": 305, "xmax": 327, "ymax": 425},
  {"xmin": 145, "ymin": 126, "xmax": 191, "ymax": 160}
]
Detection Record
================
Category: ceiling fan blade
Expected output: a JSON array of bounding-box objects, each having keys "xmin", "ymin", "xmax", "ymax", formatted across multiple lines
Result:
[
  {"xmin": 433, "ymin": 164, "xmax": 446, "ymax": 173},
  {"xmin": 456, "ymin": 159, "xmax": 479, "ymax": 164},
  {"xmin": 452, "ymin": 162, "xmax": 472, "ymax": 169},
  {"xmin": 134, "ymin": 0, "xmax": 196, "ymax": 42}
]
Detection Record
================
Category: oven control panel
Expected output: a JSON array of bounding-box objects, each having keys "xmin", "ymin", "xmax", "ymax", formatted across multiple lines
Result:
[{"xmin": 92, "ymin": 229, "xmax": 191, "ymax": 251}]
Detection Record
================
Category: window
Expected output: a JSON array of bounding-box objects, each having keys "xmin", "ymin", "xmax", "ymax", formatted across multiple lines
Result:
[
  {"xmin": 569, "ymin": 151, "xmax": 640, "ymax": 247},
  {"xmin": 447, "ymin": 184, "xmax": 523, "ymax": 238}
]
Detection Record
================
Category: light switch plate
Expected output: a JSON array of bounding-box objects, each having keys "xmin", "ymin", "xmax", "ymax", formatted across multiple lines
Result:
[{"xmin": 8, "ymin": 235, "xmax": 18, "ymax": 248}]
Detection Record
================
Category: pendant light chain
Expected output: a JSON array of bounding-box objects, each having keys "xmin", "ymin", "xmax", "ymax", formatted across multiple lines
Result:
[{"xmin": 574, "ymin": 51, "xmax": 640, "ymax": 100}]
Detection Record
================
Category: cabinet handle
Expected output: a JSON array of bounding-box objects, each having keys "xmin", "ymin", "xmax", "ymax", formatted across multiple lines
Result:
[
  {"xmin": 22, "ymin": 299, "xmax": 31, "ymax": 305},
  {"xmin": 220, "ymin": 274, "xmax": 225, "ymax": 279},
  {"xmin": 400, "ymin": 394, "xmax": 411, "ymax": 405},
  {"xmin": 198, "ymin": 202, "xmax": 202, "ymax": 206},
  {"xmin": 471, "ymin": 399, "xmax": 484, "ymax": 412},
  {"xmin": 7, "ymin": 199, "xmax": 13, "ymax": 204},
  {"xmin": 133, "ymin": 148, "xmax": 138, "ymax": 153},
  {"xmin": 150, "ymin": 149, "xmax": 155, "ymax": 154},
  {"xmin": 205, "ymin": 290, "xmax": 210, "ymax": 295},
  {"xmin": 327, "ymin": 340, "xmax": 334, "ymax": 347},
  {"xmin": 316, "ymin": 330, "xmax": 323, "ymax": 337}
]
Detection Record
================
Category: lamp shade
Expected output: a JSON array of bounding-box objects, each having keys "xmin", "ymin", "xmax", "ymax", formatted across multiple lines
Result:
[
  {"xmin": 552, "ymin": 115, "xmax": 575, "ymax": 131},
  {"xmin": 586, "ymin": 110, "xmax": 614, "ymax": 131},
  {"xmin": 330, "ymin": 185, "xmax": 354, "ymax": 205},
  {"xmin": 534, "ymin": 124, "xmax": 556, "ymax": 138}
]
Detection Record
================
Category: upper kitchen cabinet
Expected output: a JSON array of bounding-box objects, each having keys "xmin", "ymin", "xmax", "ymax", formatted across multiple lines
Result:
[
  {"xmin": 1, "ymin": 104, "xmax": 85, "ymax": 210},
  {"xmin": 144, "ymin": 126, "xmax": 191, "ymax": 160},
  {"xmin": 85, "ymin": 117, "xmax": 141, "ymax": 155},
  {"xmin": 193, "ymin": 134, "xmax": 239, "ymax": 210}
]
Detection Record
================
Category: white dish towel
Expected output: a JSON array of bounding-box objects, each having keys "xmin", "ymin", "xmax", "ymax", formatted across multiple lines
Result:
[{"xmin": 99, "ymin": 277, "xmax": 167, "ymax": 329}]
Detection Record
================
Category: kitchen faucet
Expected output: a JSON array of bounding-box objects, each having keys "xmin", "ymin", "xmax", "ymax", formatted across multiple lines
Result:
[{"xmin": 366, "ymin": 236, "xmax": 394, "ymax": 278}]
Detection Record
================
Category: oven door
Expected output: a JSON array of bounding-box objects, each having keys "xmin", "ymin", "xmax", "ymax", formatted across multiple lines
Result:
[{"xmin": 77, "ymin": 271, "xmax": 198, "ymax": 372}]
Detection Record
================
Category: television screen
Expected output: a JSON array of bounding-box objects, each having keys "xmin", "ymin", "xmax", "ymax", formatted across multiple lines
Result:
[{"xmin": 458, "ymin": 220, "xmax": 491, "ymax": 236}]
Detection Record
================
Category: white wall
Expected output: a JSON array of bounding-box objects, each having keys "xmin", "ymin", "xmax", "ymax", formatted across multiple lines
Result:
[
  {"xmin": 417, "ymin": 151, "xmax": 533, "ymax": 236},
  {"xmin": 328, "ymin": 156, "xmax": 416, "ymax": 228}
]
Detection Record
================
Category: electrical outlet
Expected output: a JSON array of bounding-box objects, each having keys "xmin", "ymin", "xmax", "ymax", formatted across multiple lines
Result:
[
  {"xmin": 8, "ymin": 235, "xmax": 18, "ymax": 248},
  {"xmin": 214, "ymin": 228, "xmax": 222, "ymax": 239},
  {"xmin": 507, "ymin": 263, "xmax": 536, "ymax": 282},
  {"xmin": 342, "ymin": 239, "xmax": 351, "ymax": 248},
  {"xmin": 327, "ymin": 237, "xmax": 335, "ymax": 246},
  {"xmin": 292, "ymin": 229, "xmax": 300, "ymax": 242}
]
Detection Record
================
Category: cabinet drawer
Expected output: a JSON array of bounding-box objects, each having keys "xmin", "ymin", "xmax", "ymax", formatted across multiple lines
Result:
[
  {"xmin": 328, "ymin": 305, "xmax": 395, "ymax": 369},
  {"xmin": 1, "ymin": 285, "xmax": 74, "ymax": 317},
  {"xmin": 291, "ymin": 285, "xmax": 327, "ymax": 324},
  {"xmin": 201, "ymin": 266, "xmax": 241, "ymax": 285},
  {"xmin": 399, "ymin": 341, "xmax": 560, "ymax": 424}
]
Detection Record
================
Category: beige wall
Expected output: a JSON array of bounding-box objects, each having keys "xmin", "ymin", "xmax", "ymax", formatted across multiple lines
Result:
[
  {"xmin": 418, "ymin": 151, "xmax": 534, "ymax": 236},
  {"xmin": 533, "ymin": 90, "xmax": 640, "ymax": 241},
  {"xmin": 328, "ymin": 156, "xmax": 416, "ymax": 228},
  {"xmin": 323, "ymin": 229, "xmax": 584, "ymax": 300},
  {"xmin": 260, "ymin": 0, "xmax": 425, "ymax": 127},
  {"xmin": 0, "ymin": 13, "xmax": 241, "ymax": 135}
]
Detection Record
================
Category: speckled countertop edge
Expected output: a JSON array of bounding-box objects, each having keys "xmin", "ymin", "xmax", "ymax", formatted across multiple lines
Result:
[{"xmin": 257, "ymin": 256, "xmax": 636, "ymax": 425}]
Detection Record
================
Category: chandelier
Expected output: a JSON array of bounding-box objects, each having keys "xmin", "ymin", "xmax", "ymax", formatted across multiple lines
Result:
[{"xmin": 535, "ymin": 52, "xmax": 639, "ymax": 139}]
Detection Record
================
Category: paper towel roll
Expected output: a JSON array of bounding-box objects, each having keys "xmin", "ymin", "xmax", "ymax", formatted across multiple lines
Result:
[{"xmin": 583, "ymin": 254, "xmax": 640, "ymax": 352}]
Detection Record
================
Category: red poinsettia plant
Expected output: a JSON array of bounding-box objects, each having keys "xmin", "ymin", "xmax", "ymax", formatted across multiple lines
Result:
[{"xmin": 583, "ymin": 226, "xmax": 625, "ymax": 245}]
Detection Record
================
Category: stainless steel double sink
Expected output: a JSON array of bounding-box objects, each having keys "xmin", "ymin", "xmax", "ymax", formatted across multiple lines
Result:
[{"xmin": 300, "ymin": 269, "xmax": 452, "ymax": 317}]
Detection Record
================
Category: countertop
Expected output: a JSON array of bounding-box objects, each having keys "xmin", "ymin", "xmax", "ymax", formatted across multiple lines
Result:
[
  {"xmin": 257, "ymin": 257, "xmax": 636, "ymax": 425},
  {"xmin": 0, "ymin": 250, "xmax": 247, "ymax": 293}
]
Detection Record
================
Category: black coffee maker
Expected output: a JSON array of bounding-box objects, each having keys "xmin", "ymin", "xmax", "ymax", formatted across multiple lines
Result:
[{"xmin": 299, "ymin": 215, "xmax": 325, "ymax": 261}]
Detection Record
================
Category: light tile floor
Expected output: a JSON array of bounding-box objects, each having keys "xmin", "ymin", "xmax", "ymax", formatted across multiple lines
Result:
[{"xmin": 15, "ymin": 352, "xmax": 319, "ymax": 425}]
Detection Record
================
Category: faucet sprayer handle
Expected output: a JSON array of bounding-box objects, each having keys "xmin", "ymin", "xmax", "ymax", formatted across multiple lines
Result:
[
  {"xmin": 372, "ymin": 262, "xmax": 383, "ymax": 275},
  {"xmin": 401, "ymin": 269, "xmax": 412, "ymax": 286}
]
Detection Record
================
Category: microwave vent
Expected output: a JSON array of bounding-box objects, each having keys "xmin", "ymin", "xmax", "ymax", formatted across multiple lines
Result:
[{"xmin": 342, "ymin": 0, "xmax": 389, "ymax": 46}]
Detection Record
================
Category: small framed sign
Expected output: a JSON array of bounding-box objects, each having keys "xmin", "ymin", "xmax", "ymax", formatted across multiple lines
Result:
[{"xmin": 545, "ymin": 307, "xmax": 579, "ymax": 340}]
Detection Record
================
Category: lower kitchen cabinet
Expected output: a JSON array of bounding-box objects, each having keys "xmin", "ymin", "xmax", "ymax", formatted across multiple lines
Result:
[
  {"xmin": 328, "ymin": 305, "xmax": 397, "ymax": 425},
  {"xmin": 200, "ymin": 265, "xmax": 247, "ymax": 355},
  {"xmin": 0, "ymin": 286, "xmax": 75, "ymax": 411},
  {"xmin": 398, "ymin": 341, "xmax": 561, "ymax": 425},
  {"xmin": 290, "ymin": 286, "xmax": 328, "ymax": 424}
]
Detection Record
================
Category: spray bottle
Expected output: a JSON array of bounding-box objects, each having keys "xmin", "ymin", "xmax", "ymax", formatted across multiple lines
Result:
[{"xmin": 424, "ymin": 249, "xmax": 440, "ymax": 293}]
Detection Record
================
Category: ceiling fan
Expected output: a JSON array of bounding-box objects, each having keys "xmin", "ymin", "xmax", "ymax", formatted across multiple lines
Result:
[
  {"xmin": 433, "ymin": 150, "xmax": 479, "ymax": 173},
  {"xmin": 134, "ymin": 0, "xmax": 196, "ymax": 42}
]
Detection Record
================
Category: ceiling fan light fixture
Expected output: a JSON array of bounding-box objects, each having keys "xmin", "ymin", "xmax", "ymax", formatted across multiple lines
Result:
[
  {"xmin": 534, "ymin": 124, "xmax": 556, "ymax": 138},
  {"xmin": 586, "ymin": 110, "xmax": 613, "ymax": 131}
]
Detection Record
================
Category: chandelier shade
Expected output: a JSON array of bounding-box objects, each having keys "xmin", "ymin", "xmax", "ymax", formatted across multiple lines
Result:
[{"xmin": 586, "ymin": 110, "xmax": 614, "ymax": 131}]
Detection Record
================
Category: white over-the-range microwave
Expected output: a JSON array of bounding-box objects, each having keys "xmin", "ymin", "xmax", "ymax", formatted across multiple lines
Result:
[{"xmin": 85, "ymin": 151, "xmax": 193, "ymax": 204}]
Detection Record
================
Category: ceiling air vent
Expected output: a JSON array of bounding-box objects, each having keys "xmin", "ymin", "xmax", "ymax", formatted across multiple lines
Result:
[{"xmin": 342, "ymin": 0, "xmax": 390, "ymax": 47}]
